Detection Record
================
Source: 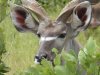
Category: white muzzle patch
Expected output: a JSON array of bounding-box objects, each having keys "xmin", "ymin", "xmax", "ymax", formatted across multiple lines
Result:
[
  {"xmin": 34, "ymin": 59, "xmax": 40, "ymax": 64},
  {"xmin": 40, "ymin": 37, "xmax": 57, "ymax": 42}
]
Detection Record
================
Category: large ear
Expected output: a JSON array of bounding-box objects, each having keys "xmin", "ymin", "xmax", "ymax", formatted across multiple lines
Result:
[
  {"xmin": 56, "ymin": 0, "xmax": 79, "ymax": 23},
  {"xmin": 71, "ymin": 1, "xmax": 92, "ymax": 31},
  {"xmin": 10, "ymin": 3, "xmax": 39, "ymax": 34}
]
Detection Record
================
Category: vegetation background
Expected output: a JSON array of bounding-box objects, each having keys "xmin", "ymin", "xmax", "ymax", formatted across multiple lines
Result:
[{"xmin": 0, "ymin": 0, "xmax": 100, "ymax": 75}]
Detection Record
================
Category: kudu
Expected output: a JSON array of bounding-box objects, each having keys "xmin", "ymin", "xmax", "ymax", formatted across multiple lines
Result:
[{"xmin": 10, "ymin": 0, "xmax": 92, "ymax": 64}]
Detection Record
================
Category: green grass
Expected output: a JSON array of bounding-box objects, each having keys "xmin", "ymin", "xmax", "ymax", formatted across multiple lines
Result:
[{"xmin": 0, "ymin": 16, "xmax": 39, "ymax": 75}]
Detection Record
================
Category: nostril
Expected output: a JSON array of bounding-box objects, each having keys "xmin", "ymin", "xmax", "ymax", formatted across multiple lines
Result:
[
  {"xmin": 34, "ymin": 56, "xmax": 41, "ymax": 64},
  {"xmin": 35, "ymin": 56, "xmax": 39, "ymax": 59}
]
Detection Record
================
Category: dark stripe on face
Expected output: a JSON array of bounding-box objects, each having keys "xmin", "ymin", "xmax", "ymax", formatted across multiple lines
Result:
[
  {"xmin": 58, "ymin": 33, "xmax": 66, "ymax": 38},
  {"xmin": 37, "ymin": 33, "xmax": 66, "ymax": 39}
]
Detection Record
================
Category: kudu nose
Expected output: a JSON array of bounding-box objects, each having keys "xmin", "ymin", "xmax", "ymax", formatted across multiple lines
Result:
[
  {"xmin": 34, "ymin": 56, "xmax": 41, "ymax": 64},
  {"xmin": 34, "ymin": 54, "xmax": 47, "ymax": 64}
]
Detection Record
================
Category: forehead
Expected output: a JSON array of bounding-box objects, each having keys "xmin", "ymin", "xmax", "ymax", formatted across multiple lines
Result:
[{"xmin": 38, "ymin": 21, "xmax": 64, "ymax": 33}]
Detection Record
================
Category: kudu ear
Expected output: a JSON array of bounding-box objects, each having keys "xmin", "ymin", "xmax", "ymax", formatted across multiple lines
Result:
[
  {"xmin": 10, "ymin": 3, "xmax": 39, "ymax": 34},
  {"xmin": 71, "ymin": 1, "xmax": 92, "ymax": 31}
]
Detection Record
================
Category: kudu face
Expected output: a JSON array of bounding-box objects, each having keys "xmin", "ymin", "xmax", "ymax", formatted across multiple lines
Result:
[
  {"xmin": 36, "ymin": 21, "xmax": 67, "ymax": 63},
  {"xmin": 10, "ymin": 0, "xmax": 92, "ymax": 64}
]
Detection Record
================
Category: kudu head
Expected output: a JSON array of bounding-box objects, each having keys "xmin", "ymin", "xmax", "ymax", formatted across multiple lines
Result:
[{"xmin": 10, "ymin": 0, "xmax": 92, "ymax": 64}]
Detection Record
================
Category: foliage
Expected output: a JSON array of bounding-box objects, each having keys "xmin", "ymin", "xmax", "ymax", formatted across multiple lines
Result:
[
  {"xmin": 78, "ymin": 37, "xmax": 100, "ymax": 75},
  {"xmin": 0, "ymin": 1, "xmax": 10, "ymax": 73},
  {"xmin": 84, "ymin": 28, "xmax": 100, "ymax": 45},
  {"xmin": 0, "ymin": 0, "xmax": 8, "ymax": 23},
  {"xmin": 0, "ymin": 15, "xmax": 39, "ymax": 74},
  {"xmin": 0, "ymin": 28, "xmax": 9, "ymax": 75},
  {"xmin": 17, "ymin": 37, "xmax": 100, "ymax": 75},
  {"xmin": 37, "ymin": 0, "xmax": 69, "ymax": 11}
]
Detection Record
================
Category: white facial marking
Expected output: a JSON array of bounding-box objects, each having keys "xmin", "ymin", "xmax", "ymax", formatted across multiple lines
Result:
[
  {"xmin": 34, "ymin": 59, "xmax": 40, "ymax": 64},
  {"xmin": 40, "ymin": 37, "xmax": 57, "ymax": 42}
]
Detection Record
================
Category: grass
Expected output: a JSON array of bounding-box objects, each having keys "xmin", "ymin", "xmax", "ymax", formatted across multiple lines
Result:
[{"xmin": 0, "ymin": 16, "xmax": 39, "ymax": 75}]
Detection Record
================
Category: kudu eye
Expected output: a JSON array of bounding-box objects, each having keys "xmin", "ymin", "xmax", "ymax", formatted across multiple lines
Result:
[{"xmin": 58, "ymin": 33, "xmax": 66, "ymax": 38}]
